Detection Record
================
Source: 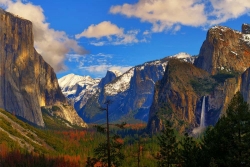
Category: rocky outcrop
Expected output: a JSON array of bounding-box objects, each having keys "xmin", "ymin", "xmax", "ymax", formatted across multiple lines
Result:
[
  {"xmin": 194, "ymin": 25, "xmax": 250, "ymax": 75},
  {"xmin": 147, "ymin": 59, "xmax": 216, "ymax": 133},
  {"xmin": 98, "ymin": 70, "xmax": 121, "ymax": 88},
  {"xmin": 242, "ymin": 24, "xmax": 250, "ymax": 34},
  {"xmin": 0, "ymin": 9, "xmax": 86, "ymax": 127}
]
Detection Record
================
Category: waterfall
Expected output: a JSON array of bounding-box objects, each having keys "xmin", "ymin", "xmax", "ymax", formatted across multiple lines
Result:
[{"xmin": 200, "ymin": 96, "xmax": 206, "ymax": 127}]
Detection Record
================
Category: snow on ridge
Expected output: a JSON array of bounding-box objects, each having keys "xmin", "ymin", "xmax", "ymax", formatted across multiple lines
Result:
[
  {"xmin": 104, "ymin": 57, "xmax": 168, "ymax": 95},
  {"xmin": 170, "ymin": 52, "xmax": 192, "ymax": 59},
  {"xmin": 169, "ymin": 52, "xmax": 196, "ymax": 64},
  {"xmin": 59, "ymin": 73, "xmax": 99, "ymax": 89},
  {"xmin": 210, "ymin": 25, "xmax": 241, "ymax": 34},
  {"xmin": 58, "ymin": 73, "xmax": 101, "ymax": 104},
  {"xmin": 58, "ymin": 73, "xmax": 100, "ymax": 96},
  {"xmin": 103, "ymin": 52, "xmax": 196, "ymax": 96},
  {"xmin": 108, "ymin": 69, "xmax": 122, "ymax": 77},
  {"xmin": 104, "ymin": 68, "xmax": 134, "ymax": 95}
]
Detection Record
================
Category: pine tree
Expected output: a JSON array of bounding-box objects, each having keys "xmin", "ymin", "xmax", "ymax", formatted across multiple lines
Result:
[
  {"xmin": 202, "ymin": 92, "xmax": 250, "ymax": 166},
  {"xmin": 156, "ymin": 121, "xmax": 179, "ymax": 167},
  {"xmin": 92, "ymin": 100, "xmax": 125, "ymax": 167},
  {"xmin": 94, "ymin": 135, "xmax": 124, "ymax": 167},
  {"xmin": 180, "ymin": 133, "xmax": 199, "ymax": 167},
  {"xmin": 209, "ymin": 158, "xmax": 218, "ymax": 167}
]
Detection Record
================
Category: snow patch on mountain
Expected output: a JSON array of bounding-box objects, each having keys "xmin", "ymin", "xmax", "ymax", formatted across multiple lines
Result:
[
  {"xmin": 169, "ymin": 52, "xmax": 196, "ymax": 64},
  {"xmin": 211, "ymin": 26, "xmax": 241, "ymax": 34},
  {"xmin": 104, "ymin": 68, "xmax": 134, "ymax": 95},
  {"xmin": 58, "ymin": 74, "xmax": 100, "ymax": 103},
  {"xmin": 109, "ymin": 70, "xmax": 122, "ymax": 77},
  {"xmin": 243, "ymin": 34, "xmax": 250, "ymax": 46}
]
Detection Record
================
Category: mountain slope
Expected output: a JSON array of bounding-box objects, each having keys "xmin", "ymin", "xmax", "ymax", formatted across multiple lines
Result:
[{"xmin": 0, "ymin": 108, "xmax": 99, "ymax": 166}]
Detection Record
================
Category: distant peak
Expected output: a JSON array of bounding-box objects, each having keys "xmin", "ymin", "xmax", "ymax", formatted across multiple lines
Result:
[
  {"xmin": 170, "ymin": 52, "xmax": 192, "ymax": 59},
  {"xmin": 108, "ymin": 70, "xmax": 122, "ymax": 77}
]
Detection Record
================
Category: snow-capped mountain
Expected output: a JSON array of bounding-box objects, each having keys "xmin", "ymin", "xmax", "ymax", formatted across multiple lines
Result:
[
  {"xmin": 104, "ymin": 52, "xmax": 195, "ymax": 96},
  {"xmin": 98, "ymin": 70, "xmax": 122, "ymax": 89},
  {"xmin": 80, "ymin": 53, "xmax": 196, "ymax": 123},
  {"xmin": 169, "ymin": 52, "xmax": 196, "ymax": 64},
  {"xmin": 58, "ymin": 74, "xmax": 101, "ymax": 110}
]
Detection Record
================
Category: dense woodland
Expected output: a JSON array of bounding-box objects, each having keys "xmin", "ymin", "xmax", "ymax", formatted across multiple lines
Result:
[{"xmin": 0, "ymin": 92, "xmax": 250, "ymax": 167}]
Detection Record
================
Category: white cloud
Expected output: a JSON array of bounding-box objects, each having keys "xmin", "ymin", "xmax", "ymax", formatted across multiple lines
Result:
[
  {"xmin": 209, "ymin": 0, "xmax": 250, "ymax": 25},
  {"xmin": 66, "ymin": 53, "xmax": 131, "ymax": 77},
  {"xmin": 80, "ymin": 65, "xmax": 131, "ymax": 74},
  {"xmin": 173, "ymin": 25, "xmax": 181, "ymax": 32},
  {"xmin": 110, "ymin": 0, "xmax": 207, "ymax": 33},
  {"xmin": 110, "ymin": 0, "xmax": 250, "ymax": 33},
  {"xmin": 75, "ymin": 21, "xmax": 123, "ymax": 39},
  {"xmin": 143, "ymin": 30, "xmax": 150, "ymax": 35},
  {"xmin": 76, "ymin": 21, "xmax": 144, "ymax": 45},
  {"xmin": 0, "ymin": 0, "xmax": 87, "ymax": 72},
  {"xmin": 109, "ymin": 66, "xmax": 131, "ymax": 73},
  {"xmin": 90, "ymin": 41, "xmax": 106, "ymax": 46}
]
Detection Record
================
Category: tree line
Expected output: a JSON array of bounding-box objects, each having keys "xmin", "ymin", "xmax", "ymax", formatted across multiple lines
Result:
[
  {"xmin": 156, "ymin": 92, "xmax": 250, "ymax": 167},
  {"xmin": 1, "ymin": 92, "xmax": 250, "ymax": 166}
]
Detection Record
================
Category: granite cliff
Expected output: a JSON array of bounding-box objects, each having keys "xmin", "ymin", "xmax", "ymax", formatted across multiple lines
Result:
[
  {"xmin": 194, "ymin": 25, "xmax": 250, "ymax": 75},
  {"xmin": 0, "ymin": 9, "xmax": 86, "ymax": 127},
  {"xmin": 148, "ymin": 24, "xmax": 250, "ymax": 133}
]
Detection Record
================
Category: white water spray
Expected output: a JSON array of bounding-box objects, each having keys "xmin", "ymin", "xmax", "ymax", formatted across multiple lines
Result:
[{"xmin": 200, "ymin": 96, "xmax": 206, "ymax": 127}]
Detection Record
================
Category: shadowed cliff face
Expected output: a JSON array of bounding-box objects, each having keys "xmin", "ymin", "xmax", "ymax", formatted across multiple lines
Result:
[{"xmin": 0, "ymin": 9, "xmax": 83, "ymax": 127}]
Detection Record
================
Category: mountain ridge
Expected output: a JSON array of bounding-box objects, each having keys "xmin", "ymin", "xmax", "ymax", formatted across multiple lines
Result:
[{"xmin": 59, "ymin": 53, "xmax": 196, "ymax": 124}]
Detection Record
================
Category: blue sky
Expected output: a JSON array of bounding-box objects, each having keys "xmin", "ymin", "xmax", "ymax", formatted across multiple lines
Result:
[{"xmin": 1, "ymin": 0, "xmax": 250, "ymax": 78}]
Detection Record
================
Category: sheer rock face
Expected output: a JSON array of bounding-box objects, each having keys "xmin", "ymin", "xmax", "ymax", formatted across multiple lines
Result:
[
  {"xmin": 147, "ymin": 59, "xmax": 213, "ymax": 133},
  {"xmin": 148, "ymin": 25, "xmax": 250, "ymax": 134},
  {"xmin": 147, "ymin": 59, "xmax": 239, "ymax": 134},
  {"xmin": 194, "ymin": 25, "xmax": 250, "ymax": 75},
  {"xmin": 0, "ymin": 9, "xmax": 85, "ymax": 127}
]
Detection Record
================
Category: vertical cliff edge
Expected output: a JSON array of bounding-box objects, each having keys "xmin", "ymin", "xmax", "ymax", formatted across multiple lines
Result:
[{"xmin": 0, "ymin": 9, "xmax": 86, "ymax": 127}]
